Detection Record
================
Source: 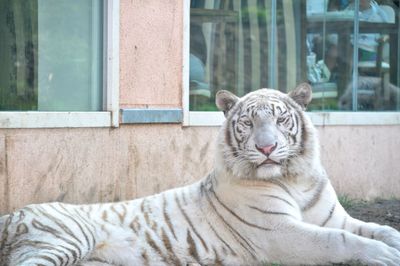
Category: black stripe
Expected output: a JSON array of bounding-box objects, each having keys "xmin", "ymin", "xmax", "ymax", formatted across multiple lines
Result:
[
  {"xmin": 0, "ymin": 214, "xmax": 13, "ymax": 252},
  {"xmin": 31, "ymin": 219, "xmax": 81, "ymax": 262},
  {"xmin": 225, "ymin": 104, "xmax": 243, "ymax": 158},
  {"xmin": 18, "ymin": 254, "xmax": 58, "ymax": 266},
  {"xmin": 86, "ymin": 257, "xmax": 114, "ymax": 264},
  {"xmin": 292, "ymin": 114, "xmax": 300, "ymax": 145},
  {"xmin": 186, "ymin": 229, "xmax": 201, "ymax": 263},
  {"xmin": 181, "ymin": 189, "xmax": 188, "ymax": 205},
  {"xmin": 302, "ymin": 179, "xmax": 328, "ymax": 211},
  {"xmin": 110, "ymin": 204, "xmax": 126, "ymax": 224},
  {"xmin": 174, "ymin": 193, "xmax": 209, "ymax": 252},
  {"xmin": 341, "ymin": 232, "xmax": 346, "ymax": 243},
  {"xmin": 129, "ymin": 216, "xmax": 141, "ymax": 233},
  {"xmin": 36, "ymin": 207, "xmax": 83, "ymax": 258},
  {"xmin": 11, "ymin": 240, "xmax": 74, "ymax": 266},
  {"xmin": 15, "ymin": 210, "xmax": 26, "ymax": 223},
  {"xmin": 247, "ymin": 205, "xmax": 295, "ymax": 218},
  {"xmin": 341, "ymin": 216, "xmax": 347, "ymax": 230},
  {"xmin": 141, "ymin": 250, "xmax": 150, "ymax": 266},
  {"xmin": 15, "ymin": 223, "xmax": 29, "ymax": 237},
  {"xmin": 32, "ymin": 218, "xmax": 61, "ymax": 236},
  {"xmin": 145, "ymin": 231, "xmax": 168, "ymax": 263},
  {"xmin": 162, "ymin": 194, "xmax": 177, "ymax": 240},
  {"xmin": 298, "ymin": 113, "xmax": 307, "ymax": 153},
  {"xmin": 267, "ymin": 179, "xmax": 293, "ymax": 198},
  {"xmin": 210, "ymin": 189, "xmax": 271, "ymax": 232},
  {"xmin": 71, "ymin": 208, "xmax": 97, "ymax": 249},
  {"xmin": 232, "ymin": 121, "xmax": 244, "ymax": 148},
  {"xmin": 213, "ymin": 246, "xmax": 224, "ymax": 266},
  {"xmin": 38, "ymin": 253, "xmax": 59, "ymax": 265},
  {"xmin": 206, "ymin": 220, "xmax": 237, "ymax": 256},
  {"xmin": 260, "ymin": 194, "xmax": 296, "ymax": 208},
  {"xmin": 48, "ymin": 204, "xmax": 92, "ymax": 250},
  {"xmin": 36, "ymin": 206, "xmax": 84, "ymax": 246},
  {"xmin": 321, "ymin": 203, "xmax": 336, "ymax": 227},
  {"xmin": 205, "ymin": 190, "xmax": 257, "ymax": 258},
  {"xmin": 161, "ymin": 227, "xmax": 181, "ymax": 265},
  {"xmin": 357, "ymin": 227, "xmax": 363, "ymax": 237},
  {"xmin": 226, "ymin": 120, "xmax": 239, "ymax": 157}
]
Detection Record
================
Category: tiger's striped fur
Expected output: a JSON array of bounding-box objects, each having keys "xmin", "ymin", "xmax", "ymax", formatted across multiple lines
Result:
[{"xmin": 1, "ymin": 83, "xmax": 400, "ymax": 265}]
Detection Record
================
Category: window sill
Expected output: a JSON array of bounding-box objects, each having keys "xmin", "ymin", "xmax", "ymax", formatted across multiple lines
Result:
[
  {"xmin": 0, "ymin": 112, "xmax": 113, "ymax": 128},
  {"xmin": 186, "ymin": 111, "xmax": 400, "ymax": 126}
]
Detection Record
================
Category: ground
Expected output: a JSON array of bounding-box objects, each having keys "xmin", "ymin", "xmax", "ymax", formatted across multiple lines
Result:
[{"xmin": 345, "ymin": 198, "xmax": 400, "ymax": 231}]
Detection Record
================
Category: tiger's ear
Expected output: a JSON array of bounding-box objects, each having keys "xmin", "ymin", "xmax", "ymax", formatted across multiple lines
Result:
[
  {"xmin": 216, "ymin": 90, "xmax": 239, "ymax": 117},
  {"xmin": 288, "ymin": 83, "xmax": 312, "ymax": 110}
]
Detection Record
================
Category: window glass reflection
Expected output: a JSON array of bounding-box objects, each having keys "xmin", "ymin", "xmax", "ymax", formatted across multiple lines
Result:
[{"xmin": 189, "ymin": 0, "xmax": 400, "ymax": 112}]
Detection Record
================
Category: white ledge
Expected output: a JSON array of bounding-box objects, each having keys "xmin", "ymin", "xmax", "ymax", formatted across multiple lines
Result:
[{"xmin": 0, "ymin": 112, "xmax": 112, "ymax": 128}]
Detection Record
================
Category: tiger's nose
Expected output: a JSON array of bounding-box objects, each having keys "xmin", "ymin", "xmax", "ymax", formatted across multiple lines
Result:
[{"xmin": 256, "ymin": 143, "xmax": 277, "ymax": 156}]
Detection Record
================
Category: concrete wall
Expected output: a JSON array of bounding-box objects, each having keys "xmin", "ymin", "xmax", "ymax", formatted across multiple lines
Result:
[
  {"xmin": 0, "ymin": 126, "xmax": 216, "ymax": 213},
  {"xmin": 120, "ymin": 0, "xmax": 183, "ymax": 108},
  {"xmin": 0, "ymin": 0, "xmax": 399, "ymax": 214},
  {"xmin": 1, "ymin": 125, "xmax": 399, "ymax": 214}
]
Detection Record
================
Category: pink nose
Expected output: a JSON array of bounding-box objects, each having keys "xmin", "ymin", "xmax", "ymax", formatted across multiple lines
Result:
[{"xmin": 256, "ymin": 143, "xmax": 277, "ymax": 156}]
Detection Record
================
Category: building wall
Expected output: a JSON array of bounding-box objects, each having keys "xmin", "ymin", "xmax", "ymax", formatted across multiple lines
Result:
[
  {"xmin": 120, "ymin": 0, "xmax": 183, "ymax": 108},
  {"xmin": 1, "ymin": 125, "xmax": 399, "ymax": 214},
  {"xmin": 0, "ymin": 0, "xmax": 399, "ymax": 214}
]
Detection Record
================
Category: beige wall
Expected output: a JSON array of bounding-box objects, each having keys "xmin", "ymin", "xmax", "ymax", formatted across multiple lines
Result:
[
  {"xmin": 0, "ymin": 0, "xmax": 399, "ymax": 214},
  {"xmin": 1, "ymin": 125, "xmax": 399, "ymax": 213},
  {"xmin": 120, "ymin": 0, "xmax": 183, "ymax": 108},
  {"xmin": 0, "ymin": 126, "xmax": 215, "ymax": 213}
]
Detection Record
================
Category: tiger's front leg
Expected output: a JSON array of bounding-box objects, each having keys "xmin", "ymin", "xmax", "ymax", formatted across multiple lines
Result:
[
  {"xmin": 269, "ymin": 220, "xmax": 400, "ymax": 265},
  {"xmin": 302, "ymin": 180, "xmax": 400, "ymax": 251},
  {"xmin": 339, "ymin": 214, "xmax": 400, "ymax": 251}
]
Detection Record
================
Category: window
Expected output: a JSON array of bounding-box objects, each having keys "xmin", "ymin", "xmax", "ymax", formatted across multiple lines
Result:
[
  {"xmin": 0, "ymin": 0, "xmax": 119, "ymax": 128},
  {"xmin": 186, "ymin": 0, "xmax": 400, "ymax": 125}
]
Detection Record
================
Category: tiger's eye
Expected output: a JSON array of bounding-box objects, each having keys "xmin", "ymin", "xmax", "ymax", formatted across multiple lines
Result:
[
  {"xmin": 277, "ymin": 117, "xmax": 285, "ymax": 124},
  {"xmin": 243, "ymin": 120, "xmax": 252, "ymax": 127}
]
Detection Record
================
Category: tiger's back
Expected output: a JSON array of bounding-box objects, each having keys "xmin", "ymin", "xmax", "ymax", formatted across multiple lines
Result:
[{"xmin": 0, "ymin": 183, "xmax": 252, "ymax": 266}]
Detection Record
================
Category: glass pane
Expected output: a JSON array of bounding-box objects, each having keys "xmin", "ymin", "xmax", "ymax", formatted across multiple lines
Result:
[
  {"xmin": 0, "ymin": 1, "xmax": 38, "ymax": 110},
  {"xmin": 190, "ymin": 0, "xmax": 400, "ymax": 112},
  {"xmin": 350, "ymin": 0, "xmax": 400, "ymax": 111},
  {"xmin": 190, "ymin": 0, "xmax": 273, "ymax": 111},
  {"xmin": 0, "ymin": 0, "xmax": 103, "ymax": 111},
  {"xmin": 305, "ymin": 0, "xmax": 357, "ymax": 111}
]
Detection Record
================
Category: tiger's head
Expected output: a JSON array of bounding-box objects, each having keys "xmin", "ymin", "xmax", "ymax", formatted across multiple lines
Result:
[{"xmin": 215, "ymin": 83, "xmax": 319, "ymax": 180}]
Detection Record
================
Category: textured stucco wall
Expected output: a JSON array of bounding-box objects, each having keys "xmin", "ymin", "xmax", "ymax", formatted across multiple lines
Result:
[
  {"xmin": 119, "ymin": 0, "xmax": 183, "ymax": 108},
  {"xmin": 0, "ymin": 126, "xmax": 216, "ymax": 213},
  {"xmin": 318, "ymin": 126, "xmax": 400, "ymax": 200},
  {"xmin": 0, "ymin": 125, "xmax": 399, "ymax": 213}
]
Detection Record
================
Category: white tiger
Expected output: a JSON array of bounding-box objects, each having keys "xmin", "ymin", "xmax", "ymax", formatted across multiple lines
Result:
[{"xmin": 1, "ymin": 83, "xmax": 400, "ymax": 266}]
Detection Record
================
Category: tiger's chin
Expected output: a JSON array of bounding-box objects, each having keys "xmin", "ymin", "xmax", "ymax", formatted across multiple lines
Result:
[{"xmin": 255, "ymin": 163, "xmax": 283, "ymax": 179}]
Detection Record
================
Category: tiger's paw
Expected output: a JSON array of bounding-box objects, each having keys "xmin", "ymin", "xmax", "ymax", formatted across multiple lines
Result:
[
  {"xmin": 355, "ymin": 239, "xmax": 400, "ymax": 266},
  {"xmin": 374, "ymin": 225, "xmax": 400, "ymax": 251}
]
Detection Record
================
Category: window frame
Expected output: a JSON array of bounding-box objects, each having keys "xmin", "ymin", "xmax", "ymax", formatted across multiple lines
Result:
[
  {"xmin": 183, "ymin": 1, "xmax": 400, "ymax": 127},
  {"xmin": 0, "ymin": 0, "xmax": 119, "ymax": 129}
]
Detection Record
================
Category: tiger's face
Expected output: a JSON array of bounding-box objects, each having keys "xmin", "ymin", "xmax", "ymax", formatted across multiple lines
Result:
[{"xmin": 216, "ymin": 83, "xmax": 312, "ymax": 180}]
